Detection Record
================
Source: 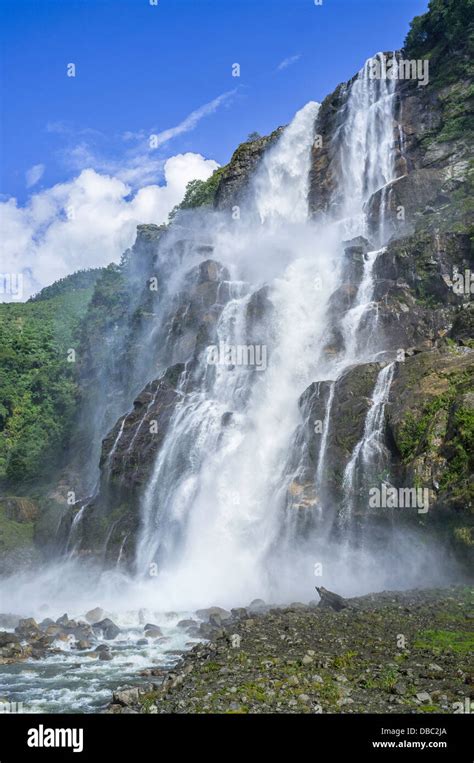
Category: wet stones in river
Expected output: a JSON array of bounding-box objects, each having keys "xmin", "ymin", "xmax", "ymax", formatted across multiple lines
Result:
[
  {"xmin": 143, "ymin": 624, "xmax": 163, "ymax": 639},
  {"xmin": 177, "ymin": 619, "xmax": 198, "ymax": 631},
  {"xmin": 92, "ymin": 618, "xmax": 121, "ymax": 640},
  {"xmin": 15, "ymin": 617, "xmax": 41, "ymax": 639},
  {"xmin": 84, "ymin": 607, "xmax": 104, "ymax": 624},
  {"xmin": 94, "ymin": 644, "xmax": 113, "ymax": 660},
  {"xmin": 0, "ymin": 631, "xmax": 24, "ymax": 662},
  {"xmin": 74, "ymin": 639, "xmax": 92, "ymax": 650}
]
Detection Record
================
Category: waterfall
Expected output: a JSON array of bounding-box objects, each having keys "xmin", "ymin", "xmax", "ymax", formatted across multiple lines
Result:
[
  {"xmin": 332, "ymin": 52, "xmax": 398, "ymax": 240},
  {"xmin": 340, "ymin": 361, "xmax": 395, "ymax": 525},
  {"xmin": 127, "ymin": 54, "xmax": 404, "ymax": 607},
  {"xmin": 315, "ymin": 381, "xmax": 335, "ymax": 489},
  {"xmin": 253, "ymin": 101, "xmax": 320, "ymax": 223}
]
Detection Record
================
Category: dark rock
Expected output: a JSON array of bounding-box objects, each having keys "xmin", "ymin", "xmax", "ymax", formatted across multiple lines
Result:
[
  {"xmin": 315, "ymin": 586, "xmax": 349, "ymax": 612},
  {"xmin": 92, "ymin": 618, "xmax": 120, "ymax": 640}
]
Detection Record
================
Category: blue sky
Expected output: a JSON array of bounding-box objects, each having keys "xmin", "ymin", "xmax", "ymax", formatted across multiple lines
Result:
[
  {"xmin": 2, "ymin": 0, "xmax": 429, "ymax": 201},
  {"xmin": 0, "ymin": 0, "xmax": 430, "ymax": 298}
]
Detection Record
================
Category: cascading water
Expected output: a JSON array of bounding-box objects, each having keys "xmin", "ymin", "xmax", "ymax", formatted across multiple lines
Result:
[
  {"xmin": 131, "ymin": 60, "xmax": 404, "ymax": 606},
  {"xmin": 332, "ymin": 52, "xmax": 399, "ymax": 240},
  {"xmin": 340, "ymin": 361, "xmax": 396, "ymax": 527}
]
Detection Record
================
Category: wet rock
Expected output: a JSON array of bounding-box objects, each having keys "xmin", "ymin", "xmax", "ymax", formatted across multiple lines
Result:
[
  {"xmin": 144, "ymin": 625, "xmax": 163, "ymax": 639},
  {"xmin": 315, "ymin": 587, "xmax": 349, "ymax": 612},
  {"xmin": 85, "ymin": 607, "xmax": 104, "ymax": 624},
  {"xmin": 137, "ymin": 638, "xmax": 148, "ymax": 646},
  {"xmin": 44, "ymin": 625, "xmax": 63, "ymax": 638},
  {"xmin": 92, "ymin": 618, "xmax": 120, "ymax": 640},
  {"xmin": 99, "ymin": 651, "xmax": 113, "ymax": 661},
  {"xmin": 177, "ymin": 619, "xmax": 198, "ymax": 630},
  {"xmin": 75, "ymin": 640, "xmax": 92, "ymax": 650},
  {"xmin": 113, "ymin": 687, "xmax": 140, "ymax": 706},
  {"xmin": 247, "ymin": 599, "xmax": 267, "ymax": 614},
  {"xmin": 195, "ymin": 607, "xmax": 231, "ymax": 622},
  {"xmin": 231, "ymin": 608, "xmax": 248, "ymax": 620},
  {"xmin": 39, "ymin": 618, "xmax": 56, "ymax": 630},
  {"xmin": 15, "ymin": 618, "xmax": 40, "ymax": 639},
  {"xmin": 0, "ymin": 631, "xmax": 20, "ymax": 647}
]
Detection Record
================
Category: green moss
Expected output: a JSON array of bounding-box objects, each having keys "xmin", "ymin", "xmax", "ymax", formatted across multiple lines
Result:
[
  {"xmin": 333, "ymin": 650, "xmax": 358, "ymax": 670},
  {"xmin": 0, "ymin": 506, "xmax": 34, "ymax": 551},
  {"xmin": 398, "ymin": 395, "xmax": 450, "ymax": 462},
  {"xmin": 414, "ymin": 629, "xmax": 474, "ymax": 653}
]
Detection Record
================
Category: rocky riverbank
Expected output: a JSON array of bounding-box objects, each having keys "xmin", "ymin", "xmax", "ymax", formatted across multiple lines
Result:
[{"xmin": 107, "ymin": 587, "xmax": 473, "ymax": 714}]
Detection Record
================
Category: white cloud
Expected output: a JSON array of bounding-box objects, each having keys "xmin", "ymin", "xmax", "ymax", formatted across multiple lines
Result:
[
  {"xmin": 54, "ymin": 91, "xmax": 235, "ymax": 190},
  {"xmin": 0, "ymin": 153, "xmax": 219, "ymax": 300},
  {"xmin": 276, "ymin": 54, "xmax": 301, "ymax": 72},
  {"xmin": 147, "ymin": 90, "xmax": 236, "ymax": 149},
  {"xmin": 25, "ymin": 164, "xmax": 45, "ymax": 188}
]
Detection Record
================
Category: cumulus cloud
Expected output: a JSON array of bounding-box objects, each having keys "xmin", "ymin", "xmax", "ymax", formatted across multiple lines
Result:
[
  {"xmin": 0, "ymin": 153, "xmax": 218, "ymax": 300},
  {"xmin": 276, "ymin": 54, "xmax": 301, "ymax": 72},
  {"xmin": 25, "ymin": 164, "xmax": 45, "ymax": 188}
]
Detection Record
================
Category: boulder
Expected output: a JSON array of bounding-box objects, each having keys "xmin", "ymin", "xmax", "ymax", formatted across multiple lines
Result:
[
  {"xmin": 195, "ymin": 607, "xmax": 231, "ymax": 622},
  {"xmin": 92, "ymin": 618, "xmax": 120, "ymax": 640},
  {"xmin": 113, "ymin": 688, "xmax": 140, "ymax": 706},
  {"xmin": 84, "ymin": 607, "xmax": 104, "ymax": 624},
  {"xmin": 15, "ymin": 618, "xmax": 40, "ymax": 639},
  {"xmin": 315, "ymin": 587, "xmax": 349, "ymax": 612}
]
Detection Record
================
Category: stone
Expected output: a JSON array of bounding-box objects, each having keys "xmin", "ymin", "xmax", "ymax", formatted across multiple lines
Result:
[
  {"xmin": 15, "ymin": 618, "xmax": 40, "ymax": 639},
  {"xmin": 315, "ymin": 587, "xmax": 349, "ymax": 612},
  {"xmin": 0, "ymin": 631, "xmax": 20, "ymax": 647},
  {"xmin": 75, "ymin": 640, "xmax": 92, "ymax": 650},
  {"xmin": 416, "ymin": 692, "xmax": 432, "ymax": 704},
  {"xmin": 144, "ymin": 626, "xmax": 163, "ymax": 639},
  {"xmin": 195, "ymin": 607, "xmax": 231, "ymax": 622},
  {"xmin": 92, "ymin": 618, "xmax": 120, "ymax": 640},
  {"xmin": 177, "ymin": 619, "xmax": 197, "ymax": 630},
  {"xmin": 85, "ymin": 607, "xmax": 104, "ymax": 624}
]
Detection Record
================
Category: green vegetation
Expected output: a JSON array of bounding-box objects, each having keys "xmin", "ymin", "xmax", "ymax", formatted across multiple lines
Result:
[
  {"xmin": 404, "ymin": 0, "xmax": 474, "ymax": 142},
  {"xmin": 0, "ymin": 287, "xmax": 95, "ymax": 487},
  {"xmin": 414, "ymin": 628, "xmax": 474, "ymax": 653},
  {"xmin": 28, "ymin": 269, "xmax": 103, "ymax": 303},
  {"xmin": 0, "ymin": 502, "xmax": 34, "ymax": 552},
  {"xmin": 397, "ymin": 395, "xmax": 449, "ymax": 463},
  {"xmin": 168, "ymin": 166, "xmax": 227, "ymax": 220}
]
